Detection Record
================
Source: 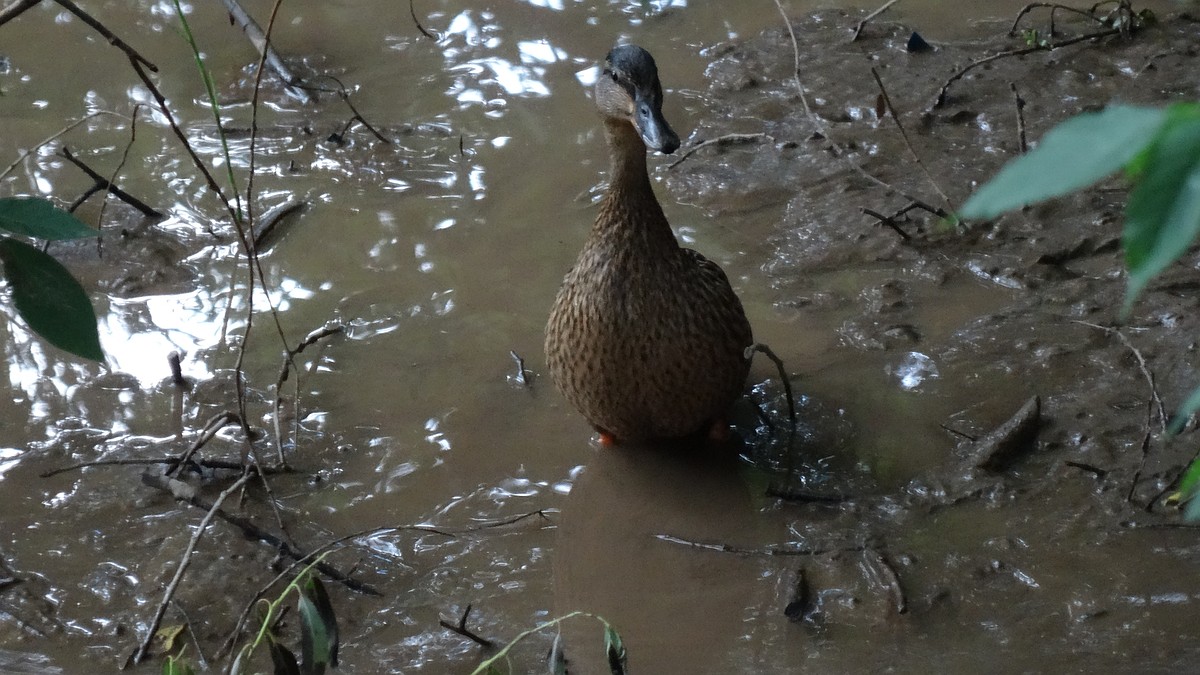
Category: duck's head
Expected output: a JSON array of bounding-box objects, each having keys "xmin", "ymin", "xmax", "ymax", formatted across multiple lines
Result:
[{"xmin": 595, "ymin": 44, "xmax": 680, "ymax": 154}]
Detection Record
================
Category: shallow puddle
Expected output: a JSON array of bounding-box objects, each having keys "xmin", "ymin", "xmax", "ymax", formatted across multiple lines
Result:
[{"xmin": 2, "ymin": 0, "xmax": 1198, "ymax": 672}]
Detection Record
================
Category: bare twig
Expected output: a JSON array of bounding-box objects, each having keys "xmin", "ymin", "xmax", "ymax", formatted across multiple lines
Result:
[
  {"xmin": 656, "ymin": 533, "xmax": 866, "ymax": 556},
  {"xmin": 746, "ymin": 343, "xmax": 795, "ymax": 430},
  {"xmin": 1008, "ymin": 2, "xmax": 1110, "ymax": 36},
  {"xmin": 130, "ymin": 471, "xmax": 254, "ymax": 666},
  {"xmin": 1071, "ymin": 320, "xmax": 1166, "ymax": 505},
  {"xmin": 851, "ymin": 0, "xmax": 902, "ymax": 41},
  {"xmin": 771, "ymin": 0, "xmax": 813, "ymax": 119},
  {"xmin": 746, "ymin": 342, "xmax": 800, "ymax": 495},
  {"xmin": 871, "ymin": 67, "xmax": 953, "ymax": 211},
  {"xmin": 272, "ymin": 323, "xmax": 346, "ymax": 463},
  {"xmin": 1072, "ymin": 321, "xmax": 1165, "ymax": 432},
  {"xmin": 933, "ymin": 28, "xmax": 1120, "ymax": 109},
  {"xmin": 139, "ymin": 472, "xmax": 378, "ymax": 595},
  {"xmin": 217, "ymin": 510, "xmax": 552, "ymax": 660},
  {"xmin": 126, "ymin": 57, "xmax": 238, "ymax": 220},
  {"xmin": 306, "ymin": 76, "xmax": 391, "ymax": 144},
  {"xmin": 0, "ymin": 111, "xmax": 123, "ymax": 181},
  {"xmin": 167, "ymin": 411, "xmax": 241, "ymax": 476},
  {"xmin": 91, "ymin": 104, "xmax": 147, "ymax": 255},
  {"xmin": 862, "ymin": 207, "xmax": 913, "ymax": 240},
  {"xmin": 1064, "ymin": 460, "xmax": 1107, "ymax": 478},
  {"xmin": 276, "ymin": 324, "xmax": 346, "ymax": 388},
  {"xmin": 168, "ymin": 600, "xmax": 211, "ymax": 671},
  {"xmin": 439, "ymin": 604, "xmax": 495, "ymax": 648},
  {"xmin": 409, "ymin": 0, "xmax": 437, "ymax": 40},
  {"xmin": 1138, "ymin": 49, "xmax": 1188, "ymax": 76},
  {"xmin": 59, "ymin": 147, "xmax": 163, "ymax": 219},
  {"xmin": 667, "ymin": 133, "xmax": 774, "ymax": 170},
  {"xmin": 0, "ymin": 0, "xmax": 41, "ymax": 29},
  {"xmin": 40, "ymin": 456, "xmax": 293, "ymax": 479},
  {"xmin": 1010, "ymin": 82, "xmax": 1028, "ymax": 153},
  {"xmin": 216, "ymin": 0, "xmax": 311, "ymax": 103},
  {"xmin": 51, "ymin": 0, "xmax": 157, "ymax": 71},
  {"xmin": 940, "ymin": 423, "xmax": 977, "ymax": 441}
]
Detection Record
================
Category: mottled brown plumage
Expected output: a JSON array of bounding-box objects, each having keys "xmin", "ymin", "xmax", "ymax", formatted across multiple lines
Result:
[{"xmin": 545, "ymin": 44, "xmax": 753, "ymax": 443}]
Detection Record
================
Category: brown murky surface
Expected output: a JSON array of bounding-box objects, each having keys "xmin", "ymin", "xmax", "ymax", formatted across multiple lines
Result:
[{"xmin": 3, "ymin": 0, "xmax": 1200, "ymax": 672}]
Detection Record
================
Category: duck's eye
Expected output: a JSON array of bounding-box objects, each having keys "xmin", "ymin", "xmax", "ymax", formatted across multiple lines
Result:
[{"xmin": 610, "ymin": 71, "xmax": 619, "ymax": 83}]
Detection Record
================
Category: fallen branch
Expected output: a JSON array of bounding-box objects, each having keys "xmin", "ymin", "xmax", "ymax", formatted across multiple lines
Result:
[
  {"xmin": 746, "ymin": 343, "xmax": 796, "ymax": 431},
  {"xmin": 40, "ymin": 456, "xmax": 293, "ymax": 479},
  {"xmin": 130, "ymin": 472, "xmax": 254, "ymax": 666},
  {"xmin": 932, "ymin": 27, "xmax": 1120, "ymax": 109},
  {"xmin": 439, "ymin": 604, "xmax": 495, "ymax": 648},
  {"xmin": 0, "ymin": 0, "xmax": 40, "ymax": 29},
  {"xmin": 409, "ymin": 0, "xmax": 437, "ymax": 40},
  {"xmin": 127, "ymin": 57, "xmax": 238, "ymax": 221},
  {"xmin": 666, "ymin": 133, "xmax": 774, "ymax": 170},
  {"xmin": 60, "ymin": 146, "xmax": 163, "ymax": 219},
  {"xmin": 862, "ymin": 207, "xmax": 913, "ymax": 240},
  {"xmin": 216, "ymin": 0, "xmax": 311, "ymax": 103},
  {"xmin": 851, "ymin": 0, "xmax": 902, "ymax": 42},
  {"xmin": 140, "ymin": 472, "xmax": 379, "ymax": 595},
  {"xmin": 863, "ymin": 199, "xmax": 953, "ymax": 239},
  {"xmin": 655, "ymin": 533, "xmax": 867, "ymax": 556},
  {"xmin": 970, "ymin": 395, "xmax": 1042, "ymax": 471}
]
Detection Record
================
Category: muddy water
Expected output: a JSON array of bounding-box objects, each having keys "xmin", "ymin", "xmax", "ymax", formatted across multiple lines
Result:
[{"xmin": 1, "ymin": 0, "xmax": 1195, "ymax": 673}]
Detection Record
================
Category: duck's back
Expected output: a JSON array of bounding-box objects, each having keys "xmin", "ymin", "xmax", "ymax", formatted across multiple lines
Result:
[{"xmin": 545, "ymin": 217, "xmax": 752, "ymax": 441}]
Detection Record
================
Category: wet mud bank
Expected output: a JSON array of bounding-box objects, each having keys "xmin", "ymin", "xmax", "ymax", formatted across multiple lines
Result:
[{"xmin": 658, "ymin": 7, "xmax": 1200, "ymax": 670}]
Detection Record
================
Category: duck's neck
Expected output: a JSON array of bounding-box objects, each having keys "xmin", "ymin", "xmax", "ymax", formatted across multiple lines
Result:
[{"xmin": 592, "ymin": 119, "xmax": 678, "ymax": 249}]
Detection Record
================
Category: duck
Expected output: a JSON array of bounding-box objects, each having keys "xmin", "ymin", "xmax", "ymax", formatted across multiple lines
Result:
[{"xmin": 545, "ymin": 43, "xmax": 754, "ymax": 445}]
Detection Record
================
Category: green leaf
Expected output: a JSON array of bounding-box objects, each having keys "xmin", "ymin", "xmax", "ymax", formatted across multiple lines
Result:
[
  {"xmin": 0, "ymin": 197, "xmax": 97, "ymax": 240},
  {"xmin": 1123, "ymin": 116, "xmax": 1200, "ymax": 311},
  {"xmin": 161, "ymin": 656, "xmax": 195, "ymax": 675},
  {"xmin": 298, "ymin": 576, "xmax": 338, "ymax": 675},
  {"xmin": 0, "ymin": 238, "xmax": 103, "ymax": 361},
  {"xmin": 959, "ymin": 105, "xmax": 1170, "ymax": 219},
  {"xmin": 603, "ymin": 625, "xmax": 627, "ymax": 675}
]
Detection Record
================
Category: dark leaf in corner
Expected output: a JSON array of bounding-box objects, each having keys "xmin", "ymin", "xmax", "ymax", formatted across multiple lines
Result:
[{"xmin": 0, "ymin": 238, "xmax": 103, "ymax": 361}]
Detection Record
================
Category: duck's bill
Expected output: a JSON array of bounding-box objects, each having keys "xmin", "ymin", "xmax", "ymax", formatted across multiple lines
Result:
[{"xmin": 635, "ymin": 94, "xmax": 680, "ymax": 154}]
